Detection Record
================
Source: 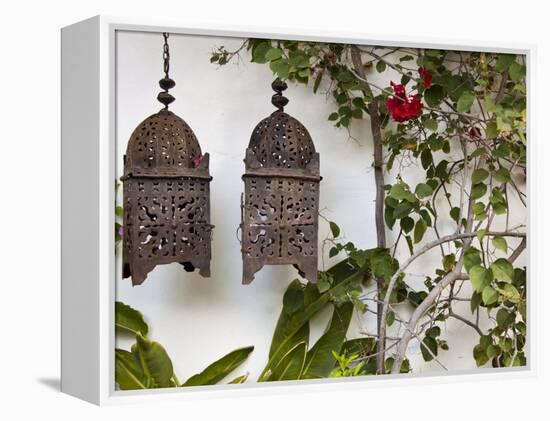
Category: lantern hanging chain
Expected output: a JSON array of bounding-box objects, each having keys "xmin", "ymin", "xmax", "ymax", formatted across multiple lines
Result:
[
  {"xmin": 157, "ymin": 32, "xmax": 176, "ymax": 109},
  {"xmin": 162, "ymin": 32, "xmax": 170, "ymax": 79}
]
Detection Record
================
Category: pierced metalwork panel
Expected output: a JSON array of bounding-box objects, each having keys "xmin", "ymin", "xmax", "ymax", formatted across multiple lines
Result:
[
  {"xmin": 123, "ymin": 178, "xmax": 212, "ymax": 285},
  {"xmin": 241, "ymin": 176, "xmax": 319, "ymax": 285}
]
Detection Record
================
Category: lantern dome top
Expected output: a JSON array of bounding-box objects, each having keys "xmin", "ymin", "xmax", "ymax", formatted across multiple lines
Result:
[
  {"xmin": 124, "ymin": 109, "xmax": 208, "ymax": 178},
  {"xmin": 247, "ymin": 79, "xmax": 317, "ymax": 171}
]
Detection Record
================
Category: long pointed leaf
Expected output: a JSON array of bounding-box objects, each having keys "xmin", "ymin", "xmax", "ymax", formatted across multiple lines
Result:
[
  {"xmin": 302, "ymin": 302, "xmax": 353, "ymax": 379},
  {"xmin": 131, "ymin": 332, "xmax": 174, "ymax": 388},
  {"xmin": 115, "ymin": 349, "xmax": 147, "ymax": 390},
  {"xmin": 182, "ymin": 346, "xmax": 254, "ymax": 387},
  {"xmin": 262, "ymin": 341, "xmax": 307, "ymax": 382}
]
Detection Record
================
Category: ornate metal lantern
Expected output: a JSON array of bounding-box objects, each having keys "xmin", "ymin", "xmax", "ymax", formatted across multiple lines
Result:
[
  {"xmin": 121, "ymin": 33, "xmax": 213, "ymax": 285},
  {"xmin": 241, "ymin": 79, "xmax": 321, "ymax": 284}
]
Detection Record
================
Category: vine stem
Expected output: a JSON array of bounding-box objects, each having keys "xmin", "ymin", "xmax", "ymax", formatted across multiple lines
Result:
[{"xmin": 350, "ymin": 46, "xmax": 387, "ymax": 374}]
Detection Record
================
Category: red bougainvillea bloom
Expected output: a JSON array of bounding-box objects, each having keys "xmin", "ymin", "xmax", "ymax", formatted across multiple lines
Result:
[
  {"xmin": 386, "ymin": 82, "xmax": 423, "ymax": 122},
  {"xmin": 193, "ymin": 154, "xmax": 204, "ymax": 168},
  {"xmin": 418, "ymin": 67, "xmax": 432, "ymax": 89}
]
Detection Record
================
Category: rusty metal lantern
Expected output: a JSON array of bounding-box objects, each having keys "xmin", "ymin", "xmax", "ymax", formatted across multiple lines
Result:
[
  {"xmin": 241, "ymin": 79, "xmax": 321, "ymax": 284},
  {"xmin": 121, "ymin": 33, "xmax": 213, "ymax": 286}
]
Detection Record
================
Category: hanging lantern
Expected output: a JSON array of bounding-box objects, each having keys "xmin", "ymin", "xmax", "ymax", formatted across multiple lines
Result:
[
  {"xmin": 241, "ymin": 79, "xmax": 321, "ymax": 284},
  {"xmin": 121, "ymin": 33, "xmax": 213, "ymax": 286}
]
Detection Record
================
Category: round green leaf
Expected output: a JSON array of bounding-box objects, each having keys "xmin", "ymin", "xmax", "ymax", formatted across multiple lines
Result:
[{"xmin": 490, "ymin": 258, "xmax": 514, "ymax": 283}]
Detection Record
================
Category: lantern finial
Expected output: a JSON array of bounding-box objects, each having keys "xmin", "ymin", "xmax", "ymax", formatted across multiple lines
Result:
[
  {"xmin": 271, "ymin": 78, "xmax": 289, "ymax": 111},
  {"xmin": 157, "ymin": 32, "xmax": 176, "ymax": 109}
]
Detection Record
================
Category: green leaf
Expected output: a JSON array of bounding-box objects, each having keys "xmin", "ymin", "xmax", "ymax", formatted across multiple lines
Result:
[
  {"xmin": 457, "ymin": 91, "xmax": 475, "ymax": 113},
  {"xmin": 498, "ymin": 284, "xmax": 521, "ymax": 304},
  {"xmin": 313, "ymin": 70, "xmax": 324, "ymax": 94},
  {"xmin": 302, "ymin": 303, "xmax": 353, "ymax": 379},
  {"xmin": 508, "ymin": 62, "xmax": 525, "ymax": 82},
  {"xmin": 132, "ymin": 332, "xmax": 174, "ymax": 388},
  {"xmin": 228, "ymin": 373, "xmax": 249, "ymax": 384},
  {"xmin": 496, "ymin": 308, "xmax": 512, "ymax": 328},
  {"xmin": 269, "ymin": 58, "xmax": 290, "ymax": 80},
  {"xmin": 415, "ymin": 183, "xmax": 433, "ymax": 198},
  {"xmin": 471, "ymin": 169, "xmax": 489, "ymax": 184},
  {"xmin": 262, "ymin": 342, "xmax": 307, "ymax": 381},
  {"xmin": 115, "ymin": 301, "xmax": 149, "ymax": 336},
  {"xmin": 470, "ymin": 291, "xmax": 482, "ymax": 313},
  {"xmin": 464, "ymin": 247, "xmax": 482, "ymax": 272},
  {"xmin": 265, "ymin": 47, "xmax": 283, "ymax": 61},
  {"xmin": 376, "ymin": 60, "xmax": 386, "ymax": 73},
  {"xmin": 473, "ymin": 344, "xmax": 489, "ymax": 366},
  {"xmin": 414, "ymin": 219, "xmax": 427, "ymax": 244},
  {"xmin": 400, "ymin": 216, "xmax": 414, "ymax": 234},
  {"xmin": 477, "ymin": 228, "xmax": 487, "ymax": 244},
  {"xmin": 494, "ymin": 168, "xmax": 511, "ymax": 183},
  {"xmin": 251, "ymin": 41, "xmax": 271, "ymax": 64},
  {"xmin": 329, "ymin": 221, "xmax": 341, "ymax": 238},
  {"xmin": 490, "ymin": 258, "xmax": 514, "ymax": 283},
  {"xmin": 495, "ymin": 54, "xmax": 516, "ymax": 72},
  {"xmin": 115, "ymin": 349, "xmax": 147, "ymax": 390},
  {"xmin": 183, "ymin": 346, "xmax": 254, "ymax": 386},
  {"xmin": 115, "ymin": 206, "xmax": 124, "ymax": 217},
  {"xmin": 424, "ymin": 85, "xmax": 444, "ymax": 107},
  {"xmin": 492, "ymin": 236, "xmax": 508, "ymax": 253},
  {"xmin": 469, "ymin": 265, "xmax": 492, "ymax": 293},
  {"xmin": 328, "ymin": 112, "xmax": 339, "ymax": 121},
  {"xmin": 442, "ymin": 254, "xmax": 456, "ymax": 271},
  {"xmin": 485, "ymin": 121, "xmax": 498, "ymax": 139},
  {"xmin": 424, "ymin": 118, "xmax": 438, "ymax": 132},
  {"xmin": 386, "ymin": 310, "xmax": 395, "ymax": 326},
  {"xmin": 471, "ymin": 183, "xmax": 487, "ymax": 200},
  {"xmin": 420, "ymin": 335, "xmax": 438, "ymax": 362},
  {"xmin": 482, "ymin": 286, "xmax": 499, "ymax": 305}
]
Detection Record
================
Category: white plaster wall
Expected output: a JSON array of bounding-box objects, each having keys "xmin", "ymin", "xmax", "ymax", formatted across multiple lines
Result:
[{"xmin": 115, "ymin": 31, "xmax": 527, "ymax": 381}]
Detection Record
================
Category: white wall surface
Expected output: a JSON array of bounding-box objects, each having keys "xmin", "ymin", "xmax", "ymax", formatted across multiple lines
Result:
[{"xmin": 115, "ymin": 30, "xmax": 526, "ymax": 381}]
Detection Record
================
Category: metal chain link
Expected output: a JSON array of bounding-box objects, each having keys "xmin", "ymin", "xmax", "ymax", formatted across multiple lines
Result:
[{"xmin": 162, "ymin": 32, "xmax": 170, "ymax": 78}]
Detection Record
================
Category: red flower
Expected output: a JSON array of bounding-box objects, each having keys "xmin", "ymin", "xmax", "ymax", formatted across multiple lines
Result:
[
  {"xmin": 386, "ymin": 82, "xmax": 423, "ymax": 122},
  {"xmin": 418, "ymin": 67, "xmax": 432, "ymax": 89},
  {"xmin": 193, "ymin": 155, "xmax": 204, "ymax": 168}
]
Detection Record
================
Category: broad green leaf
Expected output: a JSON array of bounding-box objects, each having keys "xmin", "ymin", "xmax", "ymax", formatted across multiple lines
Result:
[
  {"xmin": 473, "ymin": 344, "xmax": 489, "ymax": 366},
  {"xmin": 469, "ymin": 265, "xmax": 492, "ymax": 293},
  {"xmin": 482, "ymin": 286, "xmax": 499, "ymax": 305},
  {"xmin": 261, "ymin": 259, "xmax": 362, "ymax": 380},
  {"xmin": 477, "ymin": 228, "xmax": 487, "ymax": 244},
  {"xmin": 496, "ymin": 308, "xmax": 512, "ymax": 328},
  {"xmin": 457, "ymin": 91, "xmax": 475, "ymax": 113},
  {"xmin": 485, "ymin": 121, "xmax": 498, "ymax": 139},
  {"xmin": 420, "ymin": 335, "xmax": 438, "ymax": 362},
  {"xmin": 442, "ymin": 254, "xmax": 456, "ymax": 271},
  {"xmin": 269, "ymin": 280, "xmax": 307, "ymax": 358},
  {"xmin": 492, "ymin": 236, "xmax": 508, "ymax": 253},
  {"xmin": 415, "ymin": 183, "xmax": 433, "ymax": 198},
  {"xmin": 414, "ymin": 219, "xmax": 427, "ymax": 244},
  {"xmin": 251, "ymin": 41, "xmax": 271, "ymax": 64},
  {"xmin": 495, "ymin": 54, "xmax": 516, "ymax": 72},
  {"xmin": 183, "ymin": 346, "xmax": 254, "ymax": 386},
  {"xmin": 265, "ymin": 47, "xmax": 283, "ymax": 61},
  {"xmin": 400, "ymin": 216, "xmax": 414, "ymax": 234},
  {"xmin": 464, "ymin": 247, "xmax": 482, "ymax": 272},
  {"xmin": 132, "ymin": 332, "xmax": 174, "ymax": 388},
  {"xmin": 424, "ymin": 118, "xmax": 438, "ymax": 132},
  {"xmin": 490, "ymin": 258, "xmax": 514, "ymax": 283},
  {"xmin": 115, "ymin": 349, "xmax": 147, "ymax": 390},
  {"xmin": 471, "ymin": 168, "xmax": 489, "ymax": 184},
  {"xmin": 498, "ymin": 284, "xmax": 521, "ymax": 304},
  {"xmin": 376, "ymin": 60, "xmax": 386, "ymax": 73},
  {"xmin": 471, "ymin": 183, "xmax": 487, "ymax": 200},
  {"xmin": 329, "ymin": 221, "xmax": 341, "ymax": 238},
  {"xmin": 115, "ymin": 301, "xmax": 149, "ymax": 336},
  {"xmin": 302, "ymin": 303, "xmax": 353, "ymax": 379},
  {"xmin": 339, "ymin": 338, "xmax": 375, "ymax": 360},
  {"xmin": 470, "ymin": 291, "xmax": 482, "ymax": 313},
  {"xmin": 508, "ymin": 62, "xmax": 525, "ymax": 82},
  {"xmin": 424, "ymin": 85, "xmax": 445, "ymax": 107},
  {"xmin": 262, "ymin": 342, "xmax": 307, "ymax": 381}
]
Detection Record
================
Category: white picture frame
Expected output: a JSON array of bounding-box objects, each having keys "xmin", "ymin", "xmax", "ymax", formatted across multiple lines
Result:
[{"xmin": 61, "ymin": 15, "xmax": 535, "ymax": 406}]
